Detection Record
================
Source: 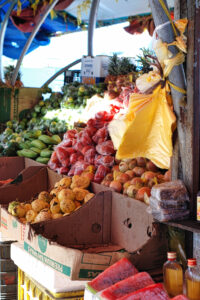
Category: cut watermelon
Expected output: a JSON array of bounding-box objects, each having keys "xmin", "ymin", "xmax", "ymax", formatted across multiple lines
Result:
[
  {"xmin": 88, "ymin": 258, "xmax": 138, "ymax": 292},
  {"xmin": 101, "ymin": 272, "xmax": 154, "ymax": 300},
  {"xmin": 171, "ymin": 296, "xmax": 189, "ymax": 300},
  {"xmin": 118, "ymin": 283, "xmax": 170, "ymax": 300}
]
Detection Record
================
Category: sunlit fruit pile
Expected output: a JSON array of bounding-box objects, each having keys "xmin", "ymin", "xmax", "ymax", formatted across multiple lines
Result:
[{"xmin": 7, "ymin": 175, "xmax": 95, "ymax": 224}]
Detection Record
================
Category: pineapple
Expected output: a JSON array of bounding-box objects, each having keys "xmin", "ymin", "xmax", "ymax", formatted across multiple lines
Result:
[{"xmin": 4, "ymin": 65, "xmax": 23, "ymax": 87}]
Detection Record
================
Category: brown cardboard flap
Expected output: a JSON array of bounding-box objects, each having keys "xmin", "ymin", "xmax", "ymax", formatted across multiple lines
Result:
[
  {"xmin": 0, "ymin": 167, "xmax": 48, "ymax": 204},
  {"xmin": 31, "ymin": 190, "xmax": 112, "ymax": 248},
  {"xmin": 0, "ymin": 157, "xmax": 25, "ymax": 180},
  {"xmin": 111, "ymin": 191, "xmax": 154, "ymax": 252}
]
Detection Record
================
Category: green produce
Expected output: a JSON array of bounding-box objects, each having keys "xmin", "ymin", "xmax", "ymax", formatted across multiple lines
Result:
[
  {"xmin": 30, "ymin": 147, "xmax": 41, "ymax": 154},
  {"xmin": 30, "ymin": 140, "xmax": 46, "ymax": 150},
  {"xmin": 18, "ymin": 142, "xmax": 30, "ymax": 150},
  {"xmin": 38, "ymin": 135, "xmax": 55, "ymax": 145},
  {"xmin": 51, "ymin": 135, "xmax": 61, "ymax": 144},
  {"xmin": 40, "ymin": 149, "xmax": 53, "ymax": 158},
  {"xmin": 36, "ymin": 157, "xmax": 49, "ymax": 164},
  {"xmin": 17, "ymin": 150, "xmax": 24, "ymax": 157},
  {"xmin": 19, "ymin": 149, "xmax": 38, "ymax": 159}
]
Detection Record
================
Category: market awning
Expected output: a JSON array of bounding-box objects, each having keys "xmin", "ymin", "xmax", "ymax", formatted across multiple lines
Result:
[{"xmin": 0, "ymin": 0, "xmax": 174, "ymax": 59}]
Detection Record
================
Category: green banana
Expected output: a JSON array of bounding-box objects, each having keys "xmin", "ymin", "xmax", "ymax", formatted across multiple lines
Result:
[
  {"xmin": 40, "ymin": 148, "xmax": 53, "ymax": 158},
  {"xmin": 19, "ymin": 149, "xmax": 38, "ymax": 159},
  {"xmin": 18, "ymin": 142, "xmax": 29, "ymax": 150},
  {"xmin": 30, "ymin": 139, "xmax": 46, "ymax": 150},
  {"xmin": 17, "ymin": 150, "xmax": 24, "ymax": 157},
  {"xmin": 38, "ymin": 134, "xmax": 56, "ymax": 145},
  {"xmin": 36, "ymin": 157, "xmax": 49, "ymax": 164}
]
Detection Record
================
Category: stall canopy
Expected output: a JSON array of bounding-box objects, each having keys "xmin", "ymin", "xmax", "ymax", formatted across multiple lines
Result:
[{"xmin": 0, "ymin": 0, "xmax": 174, "ymax": 59}]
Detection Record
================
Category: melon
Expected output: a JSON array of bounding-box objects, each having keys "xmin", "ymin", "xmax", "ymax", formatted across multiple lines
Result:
[
  {"xmin": 101, "ymin": 272, "xmax": 154, "ymax": 300},
  {"xmin": 118, "ymin": 283, "xmax": 169, "ymax": 300},
  {"xmin": 88, "ymin": 258, "xmax": 138, "ymax": 292}
]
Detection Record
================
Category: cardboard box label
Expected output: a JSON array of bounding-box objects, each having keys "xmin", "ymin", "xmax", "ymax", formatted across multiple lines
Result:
[
  {"xmin": 81, "ymin": 253, "xmax": 112, "ymax": 266},
  {"xmin": 24, "ymin": 241, "xmax": 71, "ymax": 276},
  {"xmin": 79, "ymin": 269, "xmax": 103, "ymax": 279},
  {"xmin": 1, "ymin": 216, "xmax": 8, "ymax": 229}
]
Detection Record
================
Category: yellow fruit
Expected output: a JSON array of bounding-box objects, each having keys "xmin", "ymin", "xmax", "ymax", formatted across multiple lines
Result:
[
  {"xmin": 31, "ymin": 199, "xmax": 48, "ymax": 212},
  {"xmin": 26, "ymin": 210, "xmax": 37, "ymax": 223},
  {"xmin": 50, "ymin": 198, "xmax": 60, "ymax": 214},
  {"xmin": 8, "ymin": 201, "xmax": 20, "ymax": 214},
  {"xmin": 60, "ymin": 198, "xmax": 76, "ymax": 214},
  {"xmin": 34, "ymin": 209, "xmax": 52, "ymax": 223},
  {"xmin": 73, "ymin": 188, "xmax": 89, "ymax": 201},
  {"xmin": 52, "ymin": 213, "xmax": 63, "ymax": 219},
  {"xmin": 38, "ymin": 191, "xmax": 52, "ymax": 203},
  {"xmin": 55, "ymin": 177, "xmax": 72, "ymax": 188},
  {"xmin": 23, "ymin": 203, "xmax": 32, "ymax": 213},
  {"xmin": 84, "ymin": 193, "xmax": 95, "ymax": 203},
  {"xmin": 50, "ymin": 186, "xmax": 63, "ymax": 197},
  {"xmin": 71, "ymin": 175, "xmax": 90, "ymax": 189},
  {"xmin": 58, "ymin": 189, "xmax": 75, "ymax": 202},
  {"xmin": 12, "ymin": 205, "xmax": 26, "ymax": 218}
]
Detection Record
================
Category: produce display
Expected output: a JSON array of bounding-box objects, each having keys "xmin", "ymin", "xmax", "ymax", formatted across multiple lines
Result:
[
  {"xmin": 48, "ymin": 111, "xmax": 118, "ymax": 179},
  {"xmin": 0, "ymin": 82, "xmax": 107, "ymax": 158},
  {"xmin": 7, "ymin": 174, "xmax": 94, "ymax": 224}
]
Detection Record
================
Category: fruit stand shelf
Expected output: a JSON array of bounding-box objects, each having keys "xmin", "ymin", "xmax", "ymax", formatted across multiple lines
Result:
[{"xmin": 160, "ymin": 219, "xmax": 200, "ymax": 233}]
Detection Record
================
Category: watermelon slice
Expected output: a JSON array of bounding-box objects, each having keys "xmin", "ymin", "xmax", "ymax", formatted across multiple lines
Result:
[
  {"xmin": 88, "ymin": 258, "xmax": 138, "ymax": 292},
  {"xmin": 171, "ymin": 296, "xmax": 189, "ymax": 300},
  {"xmin": 100, "ymin": 272, "xmax": 154, "ymax": 300},
  {"xmin": 118, "ymin": 283, "xmax": 170, "ymax": 300}
]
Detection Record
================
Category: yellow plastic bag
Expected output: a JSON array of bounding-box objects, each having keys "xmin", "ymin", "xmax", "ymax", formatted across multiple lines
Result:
[{"xmin": 110, "ymin": 85, "xmax": 176, "ymax": 169}]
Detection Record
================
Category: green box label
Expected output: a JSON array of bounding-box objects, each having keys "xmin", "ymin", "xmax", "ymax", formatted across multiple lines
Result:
[
  {"xmin": 79, "ymin": 269, "xmax": 103, "ymax": 279},
  {"xmin": 24, "ymin": 242, "xmax": 71, "ymax": 276}
]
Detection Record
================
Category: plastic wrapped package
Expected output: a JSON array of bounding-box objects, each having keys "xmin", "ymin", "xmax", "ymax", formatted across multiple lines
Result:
[
  {"xmin": 151, "ymin": 180, "xmax": 189, "ymax": 202},
  {"xmin": 148, "ymin": 206, "xmax": 190, "ymax": 222},
  {"xmin": 149, "ymin": 196, "xmax": 188, "ymax": 210}
]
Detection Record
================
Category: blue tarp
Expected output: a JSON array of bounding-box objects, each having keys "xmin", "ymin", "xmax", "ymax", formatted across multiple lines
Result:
[{"xmin": 0, "ymin": 1, "xmax": 80, "ymax": 59}]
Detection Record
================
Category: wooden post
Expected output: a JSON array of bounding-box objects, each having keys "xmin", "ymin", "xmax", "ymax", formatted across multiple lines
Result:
[{"xmin": 149, "ymin": 0, "xmax": 198, "ymax": 219}]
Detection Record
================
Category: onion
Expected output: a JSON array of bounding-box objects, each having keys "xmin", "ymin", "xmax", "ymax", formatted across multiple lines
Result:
[
  {"xmin": 136, "ymin": 157, "xmax": 146, "ymax": 167},
  {"xmin": 125, "ymin": 170, "xmax": 135, "ymax": 178},
  {"xmin": 133, "ymin": 166, "xmax": 146, "ymax": 177},
  {"xmin": 141, "ymin": 171, "xmax": 156, "ymax": 182},
  {"xmin": 164, "ymin": 170, "xmax": 171, "ymax": 181},
  {"xmin": 119, "ymin": 161, "xmax": 129, "ymax": 173},
  {"xmin": 116, "ymin": 173, "xmax": 130, "ymax": 184},
  {"xmin": 146, "ymin": 160, "xmax": 158, "ymax": 172},
  {"xmin": 128, "ymin": 159, "xmax": 137, "ymax": 170},
  {"xmin": 127, "ymin": 185, "xmax": 139, "ymax": 198}
]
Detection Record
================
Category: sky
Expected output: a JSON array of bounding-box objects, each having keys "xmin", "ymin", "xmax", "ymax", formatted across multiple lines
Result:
[{"xmin": 3, "ymin": 22, "xmax": 152, "ymax": 90}]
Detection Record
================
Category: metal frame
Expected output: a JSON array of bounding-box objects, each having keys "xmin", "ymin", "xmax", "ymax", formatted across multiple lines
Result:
[
  {"xmin": 11, "ymin": 0, "xmax": 59, "ymax": 86},
  {"xmin": 0, "ymin": 0, "xmax": 17, "ymax": 82},
  {"xmin": 41, "ymin": 58, "xmax": 81, "ymax": 87},
  {"xmin": 88, "ymin": 0, "xmax": 100, "ymax": 56}
]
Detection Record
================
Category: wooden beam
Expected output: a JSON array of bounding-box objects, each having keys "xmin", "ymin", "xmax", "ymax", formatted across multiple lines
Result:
[{"xmin": 149, "ymin": 0, "xmax": 197, "ymax": 219}]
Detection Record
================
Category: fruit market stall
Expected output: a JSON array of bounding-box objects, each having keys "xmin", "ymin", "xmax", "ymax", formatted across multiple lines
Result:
[{"xmin": 0, "ymin": 0, "xmax": 200, "ymax": 299}]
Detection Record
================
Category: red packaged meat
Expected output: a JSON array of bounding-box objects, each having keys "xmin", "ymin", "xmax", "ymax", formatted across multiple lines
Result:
[
  {"xmin": 48, "ymin": 160, "xmax": 60, "ymax": 170},
  {"xmin": 94, "ymin": 165, "xmax": 111, "ymax": 183},
  {"xmin": 101, "ymin": 272, "xmax": 154, "ymax": 300},
  {"xmin": 50, "ymin": 151, "xmax": 59, "ymax": 164},
  {"xmin": 88, "ymin": 258, "xmax": 138, "ymax": 292},
  {"xmin": 69, "ymin": 153, "xmax": 79, "ymax": 164},
  {"xmin": 118, "ymin": 283, "xmax": 169, "ymax": 300},
  {"xmin": 171, "ymin": 296, "xmax": 189, "ymax": 300},
  {"xmin": 60, "ymin": 138, "xmax": 73, "ymax": 148},
  {"xmin": 96, "ymin": 140, "xmax": 115, "ymax": 155},
  {"xmin": 73, "ymin": 141, "xmax": 84, "ymax": 152},
  {"xmin": 84, "ymin": 149, "xmax": 96, "ymax": 164}
]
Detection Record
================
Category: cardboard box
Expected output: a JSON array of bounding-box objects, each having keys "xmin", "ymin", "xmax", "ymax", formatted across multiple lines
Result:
[
  {"xmin": 0, "ymin": 87, "xmax": 41, "ymax": 122},
  {"xmin": 81, "ymin": 56, "xmax": 109, "ymax": 85}
]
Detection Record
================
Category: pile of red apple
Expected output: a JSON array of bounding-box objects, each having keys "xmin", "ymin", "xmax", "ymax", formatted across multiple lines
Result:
[{"xmin": 101, "ymin": 157, "xmax": 171, "ymax": 203}]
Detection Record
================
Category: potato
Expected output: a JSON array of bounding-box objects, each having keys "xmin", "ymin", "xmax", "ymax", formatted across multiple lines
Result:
[
  {"xmin": 60, "ymin": 198, "xmax": 76, "ymax": 214},
  {"xmin": 73, "ymin": 188, "xmax": 89, "ymax": 201},
  {"xmin": 71, "ymin": 175, "xmax": 90, "ymax": 189},
  {"xmin": 26, "ymin": 210, "xmax": 37, "ymax": 223},
  {"xmin": 38, "ymin": 191, "xmax": 52, "ymax": 203},
  {"xmin": 58, "ymin": 189, "xmax": 75, "ymax": 202},
  {"xmin": 50, "ymin": 198, "xmax": 60, "ymax": 214},
  {"xmin": 31, "ymin": 199, "xmax": 49, "ymax": 213},
  {"xmin": 55, "ymin": 177, "xmax": 72, "ymax": 188},
  {"xmin": 34, "ymin": 209, "xmax": 52, "ymax": 223}
]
